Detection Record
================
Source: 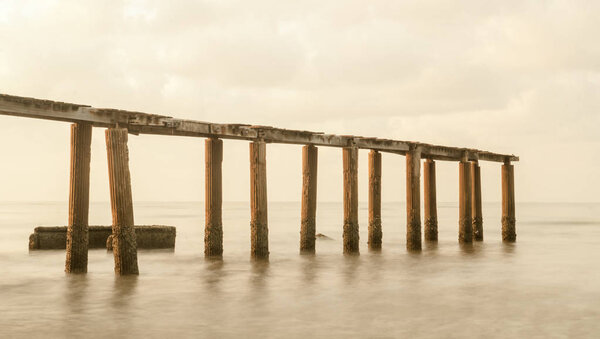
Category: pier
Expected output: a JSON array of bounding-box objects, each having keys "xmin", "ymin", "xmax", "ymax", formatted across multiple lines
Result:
[{"xmin": 0, "ymin": 94, "xmax": 519, "ymax": 275}]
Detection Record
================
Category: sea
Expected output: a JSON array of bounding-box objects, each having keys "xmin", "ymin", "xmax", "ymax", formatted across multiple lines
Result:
[{"xmin": 0, "ymin": 201, "xmax": 599, "ymax": 338}]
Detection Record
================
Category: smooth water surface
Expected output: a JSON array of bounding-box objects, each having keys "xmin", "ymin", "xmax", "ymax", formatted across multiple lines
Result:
[{"xmin": 1, "ymin": 202, "xmax": 599, "ymax": 338}]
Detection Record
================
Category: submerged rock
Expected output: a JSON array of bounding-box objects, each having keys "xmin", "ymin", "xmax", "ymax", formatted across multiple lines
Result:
[{"xmin": 315, "ymin": 233, "xmax": 334, "ymax": 240}]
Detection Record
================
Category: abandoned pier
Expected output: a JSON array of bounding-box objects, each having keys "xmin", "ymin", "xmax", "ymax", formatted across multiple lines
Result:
[{"xmin": 0, "ymin": 94, "xmax": 518, "ymax": 275}]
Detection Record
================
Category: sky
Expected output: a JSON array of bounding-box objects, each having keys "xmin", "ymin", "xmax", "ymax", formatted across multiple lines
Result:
[{"xmin": 0, "ymin": 0, "xmax": 598, "ymax": 204}]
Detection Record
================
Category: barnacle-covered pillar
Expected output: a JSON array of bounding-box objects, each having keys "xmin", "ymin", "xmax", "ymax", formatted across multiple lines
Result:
[
  {"xmin": 471, "ymin": 159, "xmax": 483, "ymax": 241},
  {"xmin": 502, "ymin": 158, "xmax": 516, "ymax": 242},
  {"xmin": 300, "ymin": 145, "xmax": 318, "ymax": 253},
  {"xmin": 343, "ymin": 146, "xmax": 359, "ymax": 254},
  {"xmin": 458, "ymin": 153, "xmax": 473, "ymax": 243},
  {"xmin": 423, "ymin": 159, "xmax": 438, "ymax": 241},
  {"xmin": 368, "ymin": 150, "xmax": 382, "ymax": 250},
  {"xmin": 250, "ymin": 140, "xmax": 269, "ymax": 258},
  {"xmin": 205, "ymin": 138, "xmax": 223, "ymax": 256},
  {"xmin": 65, "ymin": 123, "xmax": 92, "ymax": 273},
  {"xmin": 106, "ymin": 127, "xmax": 139, "ymax": 275},
  {"xmin": 406, "ymin": 146, "xmax": 422, "ymax": 250}
]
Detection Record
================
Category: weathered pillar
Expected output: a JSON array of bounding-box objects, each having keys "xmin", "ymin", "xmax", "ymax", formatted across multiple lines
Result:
[
  {"xmin": 423, "ymin": 159, "xmax": 438, "ymax": 241},
  {"xmin": 250, "ymin": 140, "xmax": 269, "ymax": 258},
  {"xmin": 205, "ymin": 138, "xmax": 223, "ymax": 256},
  {"xmin": 406, "ymin": 147, "xmax": 422, "ymax": 250},
  {"xmin": 65, "ymin": 123, "xmax": 92, "ymax": 273},
  {"xmin": 106, "ymin": 128, "xmax": 139, "ymax": 275},
  {"xmin": 343, "ymin": 146, "xmax": 359, "ymax": 254},
  {"xmin": 471, "ymin": 160, "xmax": 483, "ymax": 241},
  {"xmin": 368, "ymin": 150, "xmax": 382, "ymax": 250},
  {"xmin": 300, "ymin": 145, "xmax": 318, "ymax": 253},
  {"xmin": 458, "ymin": 154, "xmax": 473, "ymax": 243},
  {"xmin": 502, "ymin": 159, "xmax": 516, "ymax": 242}
]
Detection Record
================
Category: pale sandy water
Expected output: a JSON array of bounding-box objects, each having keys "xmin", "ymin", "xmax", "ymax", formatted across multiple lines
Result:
[{"xmin": 0, "ymin": 201, "xmax": 599, "ymax": 338}]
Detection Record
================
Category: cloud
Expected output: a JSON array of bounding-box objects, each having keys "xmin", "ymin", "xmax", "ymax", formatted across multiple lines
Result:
[{"xmin": 0, "ymin": 0, "xmax": 598, "ymax": 202}]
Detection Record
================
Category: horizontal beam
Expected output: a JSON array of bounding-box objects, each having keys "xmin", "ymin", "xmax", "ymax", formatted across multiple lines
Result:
[
  {"xmin": 0, "ymin": 93, "xmax": 519, "ymax": 162},
  {"xmin": 0, "ymin": 95, "xmax": 101, "ymax": 125}
]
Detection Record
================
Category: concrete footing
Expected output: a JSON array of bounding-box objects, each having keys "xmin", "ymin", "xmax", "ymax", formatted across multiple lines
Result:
[{"xmin": 29, "ymin": 225, "xmax": 176, "ymax": 250}]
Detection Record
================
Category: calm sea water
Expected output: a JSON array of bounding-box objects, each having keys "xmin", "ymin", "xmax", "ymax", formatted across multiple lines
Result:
[{"xmin": 0, "ymin": 201, "xmax": 599, "ymax": 338}]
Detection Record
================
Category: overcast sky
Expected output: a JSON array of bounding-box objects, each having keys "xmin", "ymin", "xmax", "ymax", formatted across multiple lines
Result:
[{"xmin": 0, "ymin": 0, "xmax": 598, "ymax": 204}]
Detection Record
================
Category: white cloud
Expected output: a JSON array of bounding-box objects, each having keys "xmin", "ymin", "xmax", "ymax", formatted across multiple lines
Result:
[{"xmin": 0, "ymin": 0, "xmax": 598, "ymax": 203}]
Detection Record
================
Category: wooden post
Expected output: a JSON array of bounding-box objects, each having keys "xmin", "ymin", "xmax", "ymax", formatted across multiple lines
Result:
[
  {"xmin": 250, "ymin": 141, "xmax": 269, "ymax": 258},
  {"xmin": 406, "ymin": 147, "xmax": 421, "ymax": 250},
  {"xmin": 368, "ymin": 150, "xmax": 382, "ymax": 250},
  {"xmin": 343, "ymin": 146, "xmax": 359, "ymax": 254},
  {"xmin": 502, "ymin": 159, "xmax": 516, "ymax": 242},
  {"xmin": 205, "ymin": 138, "xmax": 223, "ymax": 256},
  {"xmin": 106, "ymin": 128, "xmax": 139, "ymax": 275},
  {"xmin": 423, "ymin": 159, "xmax": 438, "ymax": 241},
  {"xmin": 458, "ymin": 155, "xmax": 473, "ymax": 243},
  {"xmin": 65, "ymin": 123, "xmax": 92, "ymax": 273},
  {"xmin": 300, "ymin": 145, "xmax": 318, "ymax": 253},
  {"xmin": 471, "ymin": 160, "xmax": 483, "ymax": 241}
]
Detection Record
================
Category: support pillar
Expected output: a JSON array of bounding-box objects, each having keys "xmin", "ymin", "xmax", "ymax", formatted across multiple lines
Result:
[
  {"xmin": 205, "ymin": 138, "xmax": 223, "ymax": 256},
  {"xmin": 459, "ymin": 155, "xmax": 473, "ymax": 243},
  {"xmin": 300, "ymin": 145, "xmax": 318, "ymax": 253},
  {"xmin": 343, "ymin": 147, "xmax": 359, "ymax": 254},
  {"xmin": 502, "ymin": 159, "xmax": 516, "ymax": 242},
  {"xmin": 65, "ymin": 123, "xmax": 92, "ymax": 273},
  {"xmin": 423, "ymin": 159, "xmax": 438, "ymax": 241},
  {"xmin": 250, "ymin": 141, "xmax": 269, "ymax": 258},
  {"xmin": 368, "ymin": 150, "xmax": 382, "ymax": 250},
  {"xmin": 471, "ymin": 160, "xmax": 483, "ymax": 241},
  {"xmin": 406, "ymin": 147, "xmax": 421, "ymax": 250},
  {"xmin": 106, "ymin": 128, "xmax": 139, "ymax": 275}
]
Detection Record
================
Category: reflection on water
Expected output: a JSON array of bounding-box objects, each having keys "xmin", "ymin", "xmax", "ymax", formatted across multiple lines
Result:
[
  {"xmin": 249, "ymin": 260, "xmax": 270, "ymax": 293},
  {"xmin": 300, "ymin": 255, "xmax": 317, "ymax": 286},
  {"xmin": 458, "ymin": 242, "xmax": 476, "ymax": 255},
  {"xmin": 501, "ymin": 243, "xmax": 517, "ymax": 259},
  {"xmin": 424, "ymin": 240, "xmax": 439, "ymax": 252},
  {"xmin": 342, "ymin": 255, "xmax": 360, "ymax": 286},
  {"xmin": 110, "ymin": 276, "xmax": 138, "ymax": 335},
  {"xmin": 202, "ymin": 258, "xmax": 225, "ymax": 291},
  {"xmin": 111, "ymin": 276, "xmax": 138, "ymax": 309},
  {"xmin": 0, "ymin": 202, "xmax": 599, "ymax": 338},
  {"xmin": 62, "ymin": 275, "xmax": 88, "ymax": 336},
  {"xmin": 64, "ymin": 275, "xmax": 88, "ymax": 313}
]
